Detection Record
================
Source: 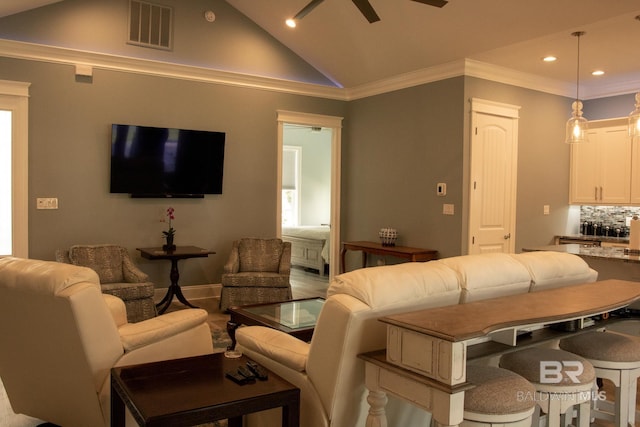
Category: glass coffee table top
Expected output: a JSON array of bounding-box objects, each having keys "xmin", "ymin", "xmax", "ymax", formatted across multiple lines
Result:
[
  {"xmin": 239, "ymin": 297, "xmax": 325, "ymax": 330},
  {"xmin": 226, "ymin": 298, "xmax": 326, "ymax": 357}
]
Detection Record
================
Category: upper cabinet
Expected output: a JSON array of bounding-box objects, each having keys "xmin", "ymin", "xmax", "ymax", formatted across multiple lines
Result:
[{"xmin": 570, "ymin": 118, "xmax": 631, "ymax": 205}]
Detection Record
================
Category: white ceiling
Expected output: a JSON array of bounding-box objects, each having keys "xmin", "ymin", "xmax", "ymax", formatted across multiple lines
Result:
[
  {"xmin": 226, "ymin": 0, "xmax": 640, "ymax": 98},
  {"xmin": 3, "ymin": 1, "xmax": 640, "ymax": 99},
  {"xmin": 0, "ymin": 0, "xmax": 62, "ymax": 19}
]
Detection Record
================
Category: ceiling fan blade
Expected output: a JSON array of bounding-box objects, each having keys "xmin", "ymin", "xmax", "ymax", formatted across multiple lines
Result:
[
  {"xmin": 351, "ymin": 0, "xmax": 380, "ymax": 23},
  {"xmin": 411, "ymin": 0, "xmax": 448, "ymax": 7},
  {"xmin": 293, "ymin": 0, "xmax": 325, "ymax": 20}
]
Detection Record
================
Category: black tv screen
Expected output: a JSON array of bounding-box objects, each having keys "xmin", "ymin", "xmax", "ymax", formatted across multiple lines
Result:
[{"xmin": 110, "ymin": 124, "xmax": 225, "ymax": 197}]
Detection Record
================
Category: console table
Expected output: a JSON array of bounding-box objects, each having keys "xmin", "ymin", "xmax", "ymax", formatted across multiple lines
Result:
[
  {"xmin": 340, "ymin": 241, "xmax": 438, "ymax": 273},
  {"xmin": 360, "ymin": 279, "xmax": 640, "ymax": 426},
  {"xmin": 137, "ymin": 246, "xmax": 215, "ymax": 314}
]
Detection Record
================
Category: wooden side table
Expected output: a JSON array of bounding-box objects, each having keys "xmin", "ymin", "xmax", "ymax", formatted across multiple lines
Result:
[
  {"xmin": 340, "ymin": 241, "xmax": 438, "ymax": 273},
  {"xmin": 111, "ymin": 352, "xmax": 300, "ymax": 427},
  {"xmin": 137, "ymin": 246, "xmax": 215, "ymax": 314}
]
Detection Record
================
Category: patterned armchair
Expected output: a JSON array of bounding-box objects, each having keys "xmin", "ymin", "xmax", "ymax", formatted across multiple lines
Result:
[
  {"xmin": 55, "ymin": 244, "xmax": 156, "ymax": 322},
  {"xmin": 220, "ymin": 238, "xmax": 293, "ymax": 312}
]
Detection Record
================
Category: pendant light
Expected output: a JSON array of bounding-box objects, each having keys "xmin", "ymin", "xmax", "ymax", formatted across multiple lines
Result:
[
  {"xmin": 629, "ymin": 93, "xmax": 640, "ymax": 142},
  {"xmin": 565, "ymin": 31, "xmax": 589, "ymax": 144}
]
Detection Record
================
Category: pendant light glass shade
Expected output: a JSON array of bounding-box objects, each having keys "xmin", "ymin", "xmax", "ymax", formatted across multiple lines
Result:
[
  {"xmin": 565, "ymin": 31, "xmax": 588, "ymax": 144},
  {"xmin": 629, "ymin": 93, "xmax": 640, "ymax": 142},
  {"xmin": 566, "ymin": 101, "xmax": 589, "ymax": 143}
]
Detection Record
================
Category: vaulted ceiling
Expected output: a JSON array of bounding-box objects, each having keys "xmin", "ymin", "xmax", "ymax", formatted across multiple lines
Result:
[{"xmin": 3, "ymin": 0, "xmax": 640, "ymax": 99}]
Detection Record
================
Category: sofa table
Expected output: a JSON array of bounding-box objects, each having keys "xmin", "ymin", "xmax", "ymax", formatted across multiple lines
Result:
[
  {"xmin": 111, "ymin": 352, "xmax": 300, "ymax": 427},
  {"xmin": 360, "ymin": 279, "xmax": 640, "ymax": 427},
  {"xmin": 137, "ymin": 246, "xmax": 215, "ymax": 314},
  {"xmin": 340, "ymin": 241, "xmax": 438, "ymax": 273}
]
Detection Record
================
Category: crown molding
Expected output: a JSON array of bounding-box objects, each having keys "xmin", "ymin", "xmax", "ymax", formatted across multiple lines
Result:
[
  {"xmin": 344, "ymin": 60, "xmax": 467, "ymax": 100},
  {"xmin": 0, "ymin": 39, "xmax": 347, "ymax": 100},
  {"xmin": 0, "ymin": 38, "xmax": 634, "ymax": 102}
]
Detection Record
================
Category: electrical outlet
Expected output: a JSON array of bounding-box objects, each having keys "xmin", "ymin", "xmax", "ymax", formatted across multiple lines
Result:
[
  {"xmin": 443, "ymin": 204, "xmax": 454, "ymax": 215},
  {"xmin": 543, "ymin": 205, "xmax": 550, "ymax": 215},
  {"xmin": 36, "ymin": 198, "xmax": 58, "ymax": 209}
]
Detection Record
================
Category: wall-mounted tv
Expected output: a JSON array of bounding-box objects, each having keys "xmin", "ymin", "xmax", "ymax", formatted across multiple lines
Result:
[{"xmin": 110, "ymin": 124, "xmax": 225, "ymax": 198}]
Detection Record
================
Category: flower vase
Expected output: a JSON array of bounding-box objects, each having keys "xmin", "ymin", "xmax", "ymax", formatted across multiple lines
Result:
[{"xmin": 163, "ymin": 234, "xmax": 176, "ymax": 252}]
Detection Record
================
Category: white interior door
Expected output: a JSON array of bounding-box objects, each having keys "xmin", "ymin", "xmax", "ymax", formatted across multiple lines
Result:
[{"xmin": 468, "ymin": 99, "xmax": 520, "ymax": 254}]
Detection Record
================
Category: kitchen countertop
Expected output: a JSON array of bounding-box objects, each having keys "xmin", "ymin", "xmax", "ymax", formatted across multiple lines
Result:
[
  {"xmin": 523, "ymin": 244, "xmax": 640, "ymax": 264},
  {"xmin": 556, "ymin": 234, "xmax": 630, "ymax": 244}
]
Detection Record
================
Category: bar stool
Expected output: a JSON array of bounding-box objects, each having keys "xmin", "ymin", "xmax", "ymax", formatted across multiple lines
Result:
[
  {"xmin": 559, "ymin": 330, "xmax": 640, "ymax": 427},
  {"xmin": 462, "ymin": 365, "xmax": 537, "ymax": 427},
  {"xmin": 499, "ymin": 347, "xmax": 595, "ymax": 427}
]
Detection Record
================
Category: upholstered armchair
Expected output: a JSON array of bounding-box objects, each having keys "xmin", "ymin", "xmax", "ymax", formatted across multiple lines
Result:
[
  {"xmin": 56, "ymin": 244, "xmax": 156, "ymax": 322},
  {"xmin": 0, "ymin": 257, "xmax": 213, "ymax": 427},
  {"xmin": 219, "ymin": 238, "xmax": 293, "ymax": 312}
]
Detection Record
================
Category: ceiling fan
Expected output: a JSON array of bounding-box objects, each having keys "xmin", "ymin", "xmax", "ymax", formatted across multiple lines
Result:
[{"xmin": 291, "ymin": 0, "xmax": 447, "ymax": 24}]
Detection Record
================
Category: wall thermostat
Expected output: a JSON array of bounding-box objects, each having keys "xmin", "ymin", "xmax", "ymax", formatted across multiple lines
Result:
[{"xmin": 437, "ymin": 183, "xmax": 447, "ymax": 196}]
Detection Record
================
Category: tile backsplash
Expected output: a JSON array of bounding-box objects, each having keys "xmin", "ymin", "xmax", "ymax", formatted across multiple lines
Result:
[{"xmin": 580, "ymin": 206, "xmax": 640, "ymax": 236}]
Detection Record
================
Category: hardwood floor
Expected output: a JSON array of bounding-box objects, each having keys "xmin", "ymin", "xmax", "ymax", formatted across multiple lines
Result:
[{"xmin": 290, "ymin": 265, "xmax": 329, "ymax": 299}]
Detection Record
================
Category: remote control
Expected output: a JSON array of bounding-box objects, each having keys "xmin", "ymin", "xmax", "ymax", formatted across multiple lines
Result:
[
  {"xmin": 225, "ymin": 370, "xmax": 253, "ymax": 385},
  {"xmin": 247, "ymin": 361, "xmax": 269, "ymax": 381},
  {"xmin": 237, "ymin": 365, "xmax": 256, "ymax": 380}
]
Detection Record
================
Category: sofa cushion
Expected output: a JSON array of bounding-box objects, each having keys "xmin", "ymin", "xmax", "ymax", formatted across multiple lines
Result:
[
  {"xmin": 68, "ymin": 244, "xmax": 125, "ymax": 283},
  {"xmin": 238, "ymin": 238, "xmax": 284, "ymax": 273},
  {"xmin": 511, "ymin": 251, "xmax": 598, "ymax": 292},
  {"xmin": 438, "ymin": 253, "xmax": 532, "ymax": 303},
  {"xmin": 328, "ymin": 261, "xmax": 460, "ymax": 309}
]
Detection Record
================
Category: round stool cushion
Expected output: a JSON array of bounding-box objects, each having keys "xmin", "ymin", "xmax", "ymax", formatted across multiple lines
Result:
[
  {"xmin": 499, "ymin": 348, "xmax": 595, "ymax": 385},
  {"xmin": 559, "ymin": 331, "xmax": 640, "ymax": 362},
  {"xmin": 465, "ymin": 365, "xmax": 536, "ymax": 415}
]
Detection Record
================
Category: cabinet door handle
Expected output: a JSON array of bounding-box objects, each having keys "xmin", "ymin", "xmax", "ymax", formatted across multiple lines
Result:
[
  {"xmin": 600, "ymin": 186, "xmax": 603, "ymax": 201},
  {"xmin": 595, "ymin": 186, "xmax": 598, "ymax": 200}
]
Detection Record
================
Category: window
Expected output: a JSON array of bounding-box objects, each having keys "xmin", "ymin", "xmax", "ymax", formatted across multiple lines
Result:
[
  {"xmin": 0, "ymin": 110, "xmax": 10, "ymax": 255},
  {"xmin": 0, "ymin": 80, "xmax": 29, "ymax": 258},
  {"xmin": 282, "ymin": 146, "xmax": 301, "ymax": 226}
]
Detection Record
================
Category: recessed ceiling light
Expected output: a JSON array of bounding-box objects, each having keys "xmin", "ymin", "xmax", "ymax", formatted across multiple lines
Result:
[
  {"xmin": 542, "ymin": 56, "xmax": 557, "ymax": 62},
  {"xmin": 592, "ymin": 70, "xmax": 605, "ymax": 76},
  {"xmin": 285, "ymin": 18, "xmax": 297, "ymax": 28}
]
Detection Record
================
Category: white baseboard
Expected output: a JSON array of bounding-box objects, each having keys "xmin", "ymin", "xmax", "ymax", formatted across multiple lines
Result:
[{"xmin": 154, "ymin": 283, "xmax": 221, "ymax": 302}]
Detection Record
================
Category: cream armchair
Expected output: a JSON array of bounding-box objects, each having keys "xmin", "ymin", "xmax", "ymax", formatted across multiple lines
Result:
[
  {"xmin": 56, "ymin": 244, "xmax": 157, "ymax": 322},
  {"xmin": 0, "ymin": 257, "xmax": 213, "ymax": 427}
]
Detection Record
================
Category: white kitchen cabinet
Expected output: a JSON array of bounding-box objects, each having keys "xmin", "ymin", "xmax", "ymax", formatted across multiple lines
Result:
[{"xmin": 570, "ymin": 119, "xmax": 631, "ymax": 205}]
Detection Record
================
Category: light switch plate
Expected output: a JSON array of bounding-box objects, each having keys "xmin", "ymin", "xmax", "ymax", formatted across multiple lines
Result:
[{"xmin": 37, "ymin": 198, "xmax": 58, "ymax": 209}]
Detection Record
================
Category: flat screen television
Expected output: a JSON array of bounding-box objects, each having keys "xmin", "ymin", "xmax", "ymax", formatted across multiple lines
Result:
[{"xmin": 110, "ymin": 124, "xmax": 225, "ymax": 197}]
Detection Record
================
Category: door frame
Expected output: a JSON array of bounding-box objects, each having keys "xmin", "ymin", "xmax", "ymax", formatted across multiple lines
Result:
[{"xmin": 276, "ymin": 110, "xmax": 343, "ymax": 280}]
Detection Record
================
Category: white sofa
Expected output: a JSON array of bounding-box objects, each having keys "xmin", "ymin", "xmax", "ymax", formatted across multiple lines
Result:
[
  {"xmin": 0, "ymin": 257, "xmax": 214, "ymax": 427},
  {"xmin": 236, "ymin": 251, "xmax": 598, "ymax": 427}
]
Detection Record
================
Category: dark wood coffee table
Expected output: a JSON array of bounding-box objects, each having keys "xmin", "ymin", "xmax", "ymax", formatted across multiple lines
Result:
[
  {"xmin": 111, "ymin": 352, "xmax": 300, "ymax": 427},
  {"xmin": 227, "ymin": 298, "xmax": 325, "ymax": 351}
]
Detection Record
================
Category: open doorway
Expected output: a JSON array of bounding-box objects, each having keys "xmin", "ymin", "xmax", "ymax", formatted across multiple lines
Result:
[{"xmin": 276, "ymin": 111, "xmax": 343, "ymax": 284}]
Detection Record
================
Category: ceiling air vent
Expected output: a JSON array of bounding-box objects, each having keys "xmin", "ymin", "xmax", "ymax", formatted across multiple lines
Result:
[{"xmin": 128, "ymin": 0, "xmax": 172, "ymax": 50}]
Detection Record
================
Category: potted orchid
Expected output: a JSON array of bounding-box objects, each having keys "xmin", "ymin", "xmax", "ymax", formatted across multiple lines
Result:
[{"xmin": 162, "ymin": 207, "xmax": 176, "ymax": 252}]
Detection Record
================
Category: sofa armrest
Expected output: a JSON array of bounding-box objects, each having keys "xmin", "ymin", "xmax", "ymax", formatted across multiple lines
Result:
[
  {"xmin": 236, "ymin": 326, "xmax": 309, "ymax": 372},
  {"xmin": 118, "ymin": 308, "xmax": 208, "ymax": 352},
  {"xmin": 102, "ymin": 294, "xmax": 128, "ymax": 327}
]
